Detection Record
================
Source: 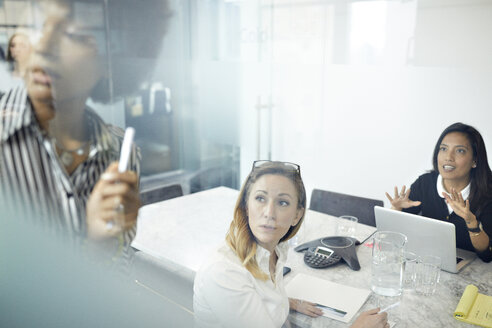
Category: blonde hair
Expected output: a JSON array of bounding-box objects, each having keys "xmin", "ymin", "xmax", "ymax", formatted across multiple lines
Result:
[{"xmin": 226, "ymin": 161, "xmax": 306, "ymax": 280}]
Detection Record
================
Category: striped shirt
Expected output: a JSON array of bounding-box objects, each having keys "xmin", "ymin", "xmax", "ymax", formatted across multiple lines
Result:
[{"xmin": 0, "ymin": 85, "xmax": 140, "ymax": 262}]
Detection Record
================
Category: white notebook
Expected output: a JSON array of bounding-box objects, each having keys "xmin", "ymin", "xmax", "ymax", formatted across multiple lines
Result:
[{"xmin": 285, "ymin": 273, "xmax": 371, "ymax": 323}]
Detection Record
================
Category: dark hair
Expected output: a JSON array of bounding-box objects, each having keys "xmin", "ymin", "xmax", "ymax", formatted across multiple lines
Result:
[
  {"xmin": 48, "ymin": 0, "xmax": 173, "ymax": 103},
  {"xmin": 97, "ymin": 0, "xmax": 172, "ymax": 103},
  {"xmin": 432, "ymin": 122, "xmax": 492, "ymax": 216}
]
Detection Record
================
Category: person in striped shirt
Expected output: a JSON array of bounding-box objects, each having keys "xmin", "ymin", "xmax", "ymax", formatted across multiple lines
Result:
[{"xmin": 0, "ymin": 0, "xmax": 171, "ymax": 262}]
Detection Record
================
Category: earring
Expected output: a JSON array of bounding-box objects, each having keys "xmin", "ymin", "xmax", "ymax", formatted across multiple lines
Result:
[{"xmin": 472, "ymin": 163, "xmax": 477, "ymax": 168}]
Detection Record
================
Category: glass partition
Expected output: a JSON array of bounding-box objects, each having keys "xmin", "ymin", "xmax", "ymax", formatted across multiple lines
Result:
[
  {"xmin": 1, "ymin": 0, "xmax": 491, "ymax": 201},
  {"xmin": 0, "ymin": 0, "xmax": 242, "ymax": 194}
]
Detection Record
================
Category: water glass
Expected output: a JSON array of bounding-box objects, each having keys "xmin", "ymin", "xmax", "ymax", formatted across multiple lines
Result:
[
  {"xmin": 336, "ymin": 215, "xmax": 358, "ymax": 237},
  {"xmin": 415, "ymin": 255, "xmax": 441, "ymax": 296},
  {"xmin": 402, "ymin": 251, "xmax": 418, "ymax": 290},
  {"xmin": 288, "ymin": 235, "xmax": 299, "ymax": 247},
  {"xmin": 288, "ymin": 223, "xmax": 304, "ymax": 247}
]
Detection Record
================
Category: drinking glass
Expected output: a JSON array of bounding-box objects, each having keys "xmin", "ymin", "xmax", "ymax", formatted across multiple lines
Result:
[
  {"xmin": 415, "ymin": 255, "xmax": 441, "ymax": 296},
  {"xmin": 402, "ymin": 251, "xmax": 418, "ymax": 290},
  {"xmin": 336, "ymin": 215, "xmax": 358, "ymax": 238},
  {"xmin": 288, "ymin": 222, "xmax": 304, "ymax": 247}
]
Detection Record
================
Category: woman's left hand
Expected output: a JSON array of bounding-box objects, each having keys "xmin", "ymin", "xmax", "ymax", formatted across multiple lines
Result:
[
  {"xmin": 442, "ymin": 188, "xmax": 476, "ymax": 224},
  {"xmin": 289, "ymin": 298, "xmax": 323, "ymax": 317}
]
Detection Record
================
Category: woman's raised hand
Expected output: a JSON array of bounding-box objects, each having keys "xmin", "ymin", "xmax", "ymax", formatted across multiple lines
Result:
[
  {"xmin": 442, "ymin": 188, "xmax": 476, "ymax": 224},
  {"xmin": 385, "ymin": 185, "xmax": 421, "ymax": 211}
]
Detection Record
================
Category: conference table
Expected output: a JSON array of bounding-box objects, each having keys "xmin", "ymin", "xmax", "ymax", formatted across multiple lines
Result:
[{"xmin": 132, "ymin": 187, "xmax": 492, "ymax": 328}]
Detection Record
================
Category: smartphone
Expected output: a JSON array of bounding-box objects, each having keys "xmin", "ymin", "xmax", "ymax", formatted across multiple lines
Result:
[
  {"xmin": 118, "ymin": 127, "xmax": 135, "ymax": 172},
  {"xmin": 282, "ymin": 266, "xmax": 291, "ymax": 276}
]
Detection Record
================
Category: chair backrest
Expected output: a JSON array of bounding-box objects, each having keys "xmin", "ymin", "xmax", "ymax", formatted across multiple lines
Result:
[
  {"xmin": 140, "ymin": 184, "xmax": 183, "ymax": 206},
  {"xmin": 189, "ymin": 166, "xmax": 235, "ymax": 193},
  {"xmin": 309, "ymin": 189, "xmax": 384, "ymax": 227}
]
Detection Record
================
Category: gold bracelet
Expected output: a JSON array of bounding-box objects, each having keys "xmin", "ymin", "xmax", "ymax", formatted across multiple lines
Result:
[{"xmin": 470, "ymin": 230, "xmax": 481, "ymax": 237}]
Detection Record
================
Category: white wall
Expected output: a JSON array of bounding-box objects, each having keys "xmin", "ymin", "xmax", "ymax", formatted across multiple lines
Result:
[
  {"xmin": 239, "ymin": 0, "xmax": 492, "ymax": 207},
  {"xmin": 80, "ymin": 0, "xmax": 492, "ymax": 202},
  {"xmin": 271, "ymin": 65, "xmax": 492, "ymax": 207}
]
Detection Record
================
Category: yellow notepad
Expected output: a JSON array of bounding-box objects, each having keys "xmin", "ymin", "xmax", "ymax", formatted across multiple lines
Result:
[{"xmin": 454, "ymin": 284, "xmax": 492, "ymax": 328}]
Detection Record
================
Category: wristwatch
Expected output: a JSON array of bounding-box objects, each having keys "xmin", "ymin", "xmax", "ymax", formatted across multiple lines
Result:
[{"xmin": 467, "ymin": 221, "xmax": 482, "ymax": 233}]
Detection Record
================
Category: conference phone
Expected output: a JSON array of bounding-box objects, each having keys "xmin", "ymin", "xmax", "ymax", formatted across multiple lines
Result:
[{"xmin": 294, "ymin": 236, "xmax": 361, "ymax": 271}]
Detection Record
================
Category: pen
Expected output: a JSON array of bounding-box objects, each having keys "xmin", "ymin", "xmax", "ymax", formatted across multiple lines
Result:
[
  {"xmin": 315, "ymin": 303, "xmax": 347, "ymax": 317},
  {"xmin": 118, "ymin": 127, "xmax": 135, "ymax": 173},
  {"xmin": 378, "ymin": 301, "xmax": 400, "ymax": 314},
  {"xmin": 106, "ymin": 127, "xmax": 135, "ymax": 231}
]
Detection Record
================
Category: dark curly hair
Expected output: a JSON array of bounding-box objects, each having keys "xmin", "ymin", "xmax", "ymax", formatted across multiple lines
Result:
[{"xmin": 46, "ymin": 0, "xmax": 173, "ymax": 103}]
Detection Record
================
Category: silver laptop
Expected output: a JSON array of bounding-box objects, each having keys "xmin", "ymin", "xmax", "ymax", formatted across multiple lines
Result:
[{"xmin": 374, "ymin": 206, "xmax": 476, "ymax": 273}]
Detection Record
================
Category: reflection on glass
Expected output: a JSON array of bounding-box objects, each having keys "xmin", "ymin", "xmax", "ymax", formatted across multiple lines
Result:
[
  {"xmin": 1, "ymin": 0, "xmax": 240, "ymax": 216},
  {"xmin": 0, "ymin": 0, "xmax": 172, "ymax": 262},
  {"xmin": 6, "ymin": 30, "xmax": 33, "ymax": 78}
]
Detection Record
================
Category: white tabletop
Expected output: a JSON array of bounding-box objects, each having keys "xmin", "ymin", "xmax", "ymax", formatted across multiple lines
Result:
[
  {"xmin": 132, "ymin": 187, "xmax": 238, "ymax": 276},
  {"xmin": 132, "ymin": 186, "xmax": 492, "ymax": 328},
  {"xmin": 132, "ymin": 186, "xmax": 375, "ymax": 276}
]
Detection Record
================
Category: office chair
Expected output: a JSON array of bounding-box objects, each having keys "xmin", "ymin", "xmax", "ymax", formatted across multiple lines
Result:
[
  {"xmin": 309, "ymin": 189, "xmax": 384, "ymax": 227},
  {"xmin": 140, "ymin": 184, "xmax": 183, "ymax": 206},
  {"xmin": 189, "ymin": 166, "xmax": 235, "ymax": 194}
]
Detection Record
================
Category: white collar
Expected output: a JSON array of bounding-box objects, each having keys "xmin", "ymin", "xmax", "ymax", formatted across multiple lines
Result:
[
  {"xmin": 436, "ymin": 174, "xmax": 471, "ymax": 214},
  {"xmin": 255, "ymin": 242, "xmax": 289, "ymax": 276}
]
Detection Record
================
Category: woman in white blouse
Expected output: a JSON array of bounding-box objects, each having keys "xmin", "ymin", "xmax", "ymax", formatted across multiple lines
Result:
[
  {"xmin": 6, "ymin": 31, "xmax": 32, "ymax": 78},
  {"xmin": 193, "ymin": 160, "xmax": 389, "ymax": 328}
]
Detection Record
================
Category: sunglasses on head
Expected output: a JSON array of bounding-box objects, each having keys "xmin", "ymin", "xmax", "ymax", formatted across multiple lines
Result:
[{"xmin": 252, "ymin": 160, "xmax": 301, "ymax": 176}]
